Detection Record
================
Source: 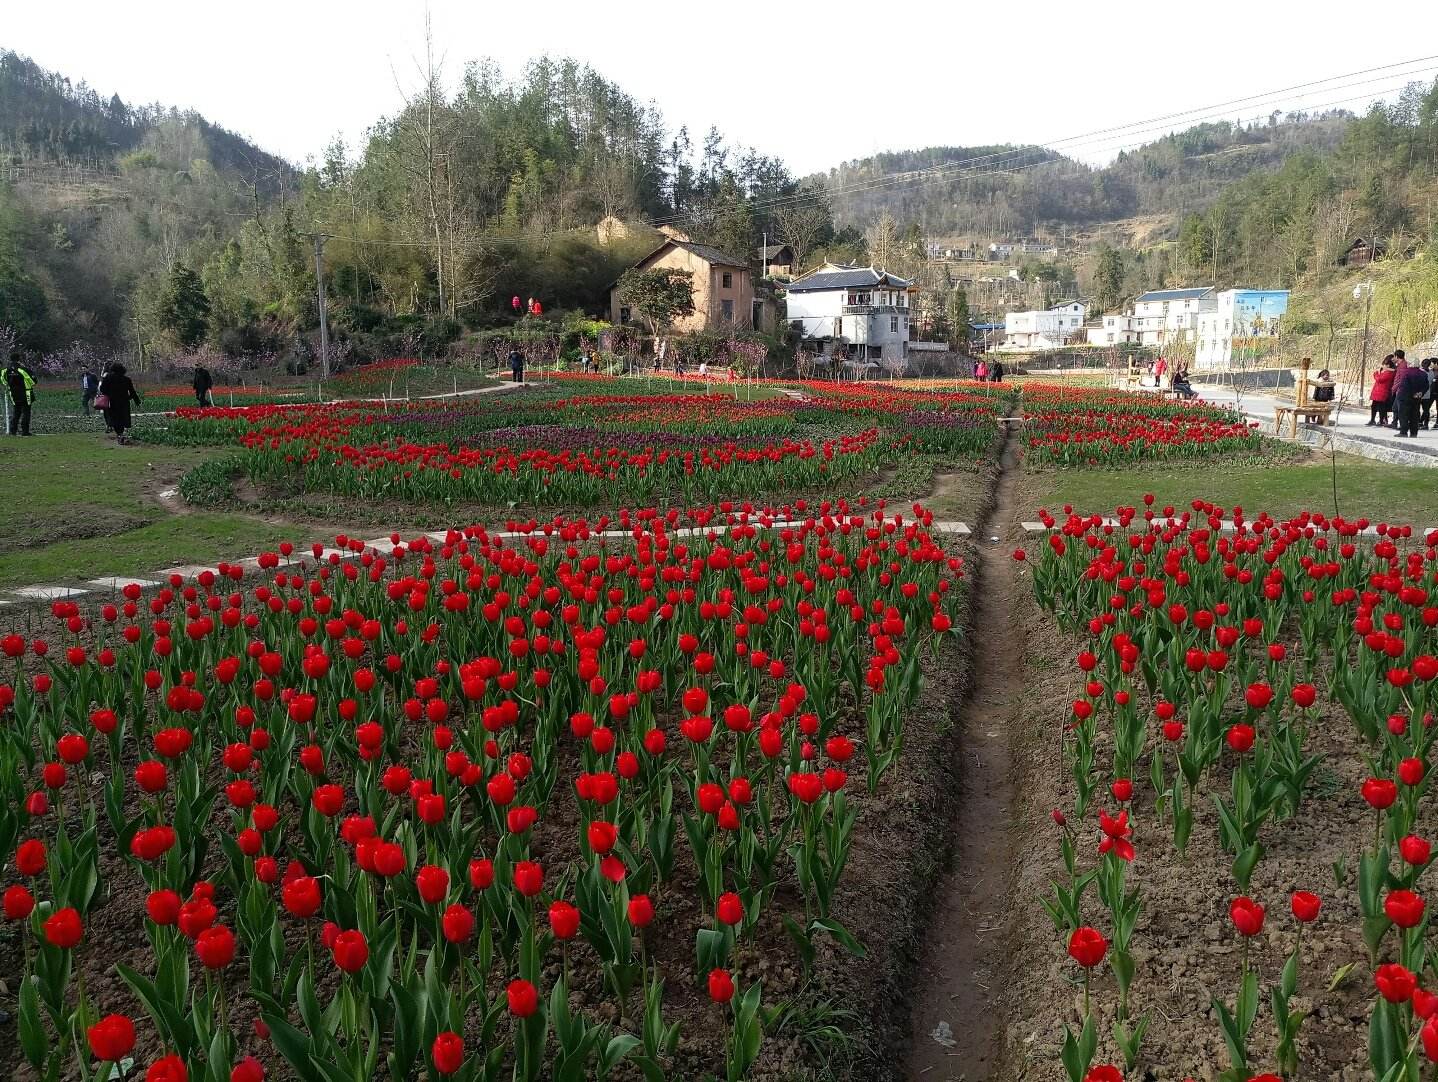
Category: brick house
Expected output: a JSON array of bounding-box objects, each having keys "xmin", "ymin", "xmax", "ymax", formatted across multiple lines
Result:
[{"xmin": 610, "ymin": 238, "xmax": 757, "ymax": 333}]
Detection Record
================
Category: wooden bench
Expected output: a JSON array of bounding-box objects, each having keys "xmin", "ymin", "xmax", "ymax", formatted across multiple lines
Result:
[{"xmin": 1273, "ymin": 359, "xmax": 1335, "ymax": 437}]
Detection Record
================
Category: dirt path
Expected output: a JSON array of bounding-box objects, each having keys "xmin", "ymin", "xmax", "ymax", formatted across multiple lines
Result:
[{"xmin": 906, "ymin": 426, "xmax": 1023, "ymax": 1081}]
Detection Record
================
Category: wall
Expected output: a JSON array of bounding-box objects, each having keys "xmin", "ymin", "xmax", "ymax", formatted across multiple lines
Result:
[{"xmin": 609, "ymin": 246, "xmax": 753, "ymax": 333}]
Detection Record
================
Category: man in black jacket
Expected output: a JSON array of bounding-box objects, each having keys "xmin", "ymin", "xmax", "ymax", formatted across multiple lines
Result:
[{"xmin": 192, "ymin": 363, "xmax": 214, "ymax": 406}]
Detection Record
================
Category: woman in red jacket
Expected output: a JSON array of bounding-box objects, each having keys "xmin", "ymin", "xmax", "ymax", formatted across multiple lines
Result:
[{"xmin": 1369, "ymin": 355, "xmax": 1397, "ymax": 426}]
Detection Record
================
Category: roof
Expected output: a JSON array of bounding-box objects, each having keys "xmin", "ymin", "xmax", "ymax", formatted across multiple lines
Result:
[
  {"xmin": 786, "ymin": 265, "xmax": 914, "ymax": 293},
  {"xmin": 1135, "ymin": 287, "xmax": 1213, "ymax": 302},
  {"xmin": 635, "ymin": 238, "xmax": 750, "ymax": 271},
  {"xmin": 758, "ymin": 244, "xmax": 793, "ymax": 260}
]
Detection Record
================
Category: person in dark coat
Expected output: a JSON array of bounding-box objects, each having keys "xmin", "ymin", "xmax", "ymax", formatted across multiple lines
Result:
[
  {"xmin": 989, "ymin": 359, "xmax": 1005, "ymax": 383},
  {"xmin": 98, "ymin": 362, "xmax": 142, "ymax": 444},
  {"xmin": 192, "ymin": 363, "xmax": 214, "ymax": 406},
  {"xmin": 1369, "ymin": 356, "xmax": 1396, "ymax": 426},
  {"xmin": 80, "ymin": 368, "xmax": 99, "ymax": 414},
  {"xmin": 508, "ymin": 347, "xmax": 524, "ymax": 384},
  {"xmin": 6, "ymin": 351, "xmax": 36, "ymax": 436},
  {"xmin": 1394, "ymin": 358, "xmax": 1427, "ymax": 438},
  {"xmin": 1420, "ymin": 359, "xmax": 1437, "ymax": 429}
]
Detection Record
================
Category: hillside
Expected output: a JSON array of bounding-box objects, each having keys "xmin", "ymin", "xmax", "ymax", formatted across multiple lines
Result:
[{"xmin": 816, "ymin": 115, "xmax": 1353, "ymax": 243}]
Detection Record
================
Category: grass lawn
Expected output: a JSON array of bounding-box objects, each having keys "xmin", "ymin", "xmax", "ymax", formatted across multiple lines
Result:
[
  {"xmin": 1031, "ymin": 452, "xmax": 1438, "ymax": 525},
  {"xmin": 0, "ymin": 434, "xmax": 299, "ymax": 587}
]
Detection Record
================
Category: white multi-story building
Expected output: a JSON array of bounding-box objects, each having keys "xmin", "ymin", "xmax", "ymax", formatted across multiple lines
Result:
[
  {"xmin": 785, "ymin": 263, "xmax": 914, "ymax": 366},
  {"xmin": 1087, "ymin": 313, "xmax": 1141, "ymax": 346},
  {"xmin": 1194, "ymin": 289, "xmax": 1290, "ymax": 369},
  {"xmin": 1001, "ymin": 301, "xmax": 1088, "ymax": 350},
  {"xmin": 1086, "ymin": 288, "xmax": 1212, "ymax": 348}
]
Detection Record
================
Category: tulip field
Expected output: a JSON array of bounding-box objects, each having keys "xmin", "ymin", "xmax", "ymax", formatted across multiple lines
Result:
[
  {"xmin": 0, "ymin": 498, "xmax": 963, "ymax": 1082},
  {"xmin": 13, "ymin": 364, "xmax": 1388, "ymax": 1082},
  {"xmin": 1014, "ymin": 501, "xmax": 1438, "ymax": 1081}
]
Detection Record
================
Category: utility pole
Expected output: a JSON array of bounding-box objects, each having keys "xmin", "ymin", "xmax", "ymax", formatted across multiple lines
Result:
[
  {"xmin": 762, "ymin": 231, "xmax": 768, "ymax": 278},
  {"xmin": 1356, "ymin": 279, "xmax": 1374, "ymax": 398},
  {"xmin": 311, "ymin": 233, "xmax": 332, "ymax": 380}
]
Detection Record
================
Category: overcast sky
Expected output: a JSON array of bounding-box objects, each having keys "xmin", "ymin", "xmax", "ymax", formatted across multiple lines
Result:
[{"xmin": 6, "ymin": 0, "xmax": 1437, "ymax": 176}]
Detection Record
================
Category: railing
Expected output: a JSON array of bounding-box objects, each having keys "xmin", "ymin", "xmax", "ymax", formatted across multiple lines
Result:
[{"xmin": 842, "ymin": 304, "xmax": 902, "ymax": 315}]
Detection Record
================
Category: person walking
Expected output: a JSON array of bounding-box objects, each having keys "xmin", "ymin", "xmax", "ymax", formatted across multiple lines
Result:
[
  {"xmin": 974, "ymin": 358, "xmax": 988, "ymax": 381},
  {"xmin": 80, "ymin": 367, "xmax": 99, "ymax": 414},
  {"xmin": 1369, "ymin": 356, "xmax": 1397, "ymax": 427},
  {"xmin": 192, "ymin": 363, "xmax": 214, "ymax": 407},
  {"xmin": 5, "ymin": 351, "xmax": 36, "ymax": 436},
  {"xmin": 989, "ymin": 358, "xmax": 1005, "ymax": 383},
  {"xmin": 1395, "ymin": 358, "xmax": 1427, "ymax": 438},
  {"xmin": 1421, "ymin": 359, "xmax": 1438, "ymax": 429},
  {"xmin": 508, "ymin": 347, "xmax": 524, "ymax": 384},
  {"xmin": 98, "ymin": 362, "xmax": 142, "ymax": 444}
]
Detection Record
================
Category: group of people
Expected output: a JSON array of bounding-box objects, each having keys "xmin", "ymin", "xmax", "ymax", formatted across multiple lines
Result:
[
  {"xmin": 973, "ymin": 358, "xmax": 1006, "ymax": 382},
  {"xmin": 3, "ymin": 351, "xmax": 144, "ymax": 442},
  {"xmin": 1368, "ymin": 349, "xmax": 1438, "ymax": 437},
  {"xmin": 511, "ymin": 296, "xmax": 544, "ymax": 318}
]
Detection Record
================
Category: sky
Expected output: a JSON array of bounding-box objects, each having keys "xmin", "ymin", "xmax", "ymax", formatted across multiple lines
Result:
[{"xmin": 5, "ymin": 0, "xmax": 1438, "ymax": 176}]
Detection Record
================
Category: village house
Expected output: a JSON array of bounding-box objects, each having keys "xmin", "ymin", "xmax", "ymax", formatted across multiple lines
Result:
[
  {"xmin": 610, "ymin": 238, "xmax": 761, "ymax": 333},
  {"xmin": 1000, "ymin": 300, "xmax": 1087, "ymax": 350},
  {"xmin": 758, "ymin": 243, "xmax": 795, "ymax": 278},
  {"xmin": 785, "ymin": 263, "xmax": 915, "ymax": 368}
]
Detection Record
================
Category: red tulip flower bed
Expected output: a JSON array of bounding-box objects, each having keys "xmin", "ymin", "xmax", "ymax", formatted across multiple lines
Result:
[
  {"xmin": 1019, "ymin": 385, "xmax": 1267, "ymax": 467},
  {"xmin": 1015, "ymin": 499, "xmax": 1438, "ymax": 1080},
  {"xmin": 152, "ymin": 382, "xmax": 1004, "ymax": 507},
  {"xmin": 0, "ymin": 500, "xmax": 962, "ymax": 1081}
]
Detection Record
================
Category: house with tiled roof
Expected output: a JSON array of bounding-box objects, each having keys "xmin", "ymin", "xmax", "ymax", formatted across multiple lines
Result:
[
  {"xmin": 784, "ymin": 263, "xmax": 916, "ymax": 367},
  {"xmin": 610, "ymin": 238, "xmax": 770, "ymax": 333}
]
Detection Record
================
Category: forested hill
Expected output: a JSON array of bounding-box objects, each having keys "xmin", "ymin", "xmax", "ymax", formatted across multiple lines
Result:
[
  {"xmin": 0, "ymin": 48, "xmax": 293, "ymax": 185},
  {"xmin": 816, "ymin": 114, "xmax": 1353, "ymax": 239}
]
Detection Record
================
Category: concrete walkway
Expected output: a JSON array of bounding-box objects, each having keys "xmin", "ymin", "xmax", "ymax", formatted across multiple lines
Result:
[{"xmin": 1185, "ymin": 380, "xmax": 1438, "ymax": 468}]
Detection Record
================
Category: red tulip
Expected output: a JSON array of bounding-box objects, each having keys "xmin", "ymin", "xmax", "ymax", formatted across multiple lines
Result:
[
  {"xmin": 513, "ymin": 860, "xmax": 544, "ymax": 898},
  {"xmin": 195, "ymin": 925, "xmax": 236, "ymax": 968},
  {"xmin": 281, "ymin": 876, "xmax": 322, "ymax": 919},
  {"xmin": 146, "ymin": 1053, "xmax": 189, "ymax": 1082},
  {"xmin": 627, "ymin": 894, "xmax": 654, "ymax": 928},
  {"xmin": 1229, "ymin": 896, "xmax": 1265, "ymax": 937},
  {"xmin": 716, "ymin": 892, "xmax": 744, "ymax": 926},
  {"xmin": 230, "ymin": 1057, "xmax": 265, "ymax": 1082},
  {"xmin": 1401, "ymin": 835, "xmax": 1433, "ymax": 866},
  {"xmin": 331, "ymin": 929, "xmax": 369, "ymax": 972},
  {"xmin": 1376, "ymin": 962, "xmax": 1418, "ymax": 1003},
  {"xmin": 1290, "ymin": 891, "xmax": 1321, "ymax": 923},
  {"xmin": 441, "ymin": 904, "xmax": 474, "ymax": 944},
  {"xmin": 1067, "ymin": 926, "xmax": 1108, "ymax": 968},
  {"xmin": 3, "ymin": 884, "xmax": 35, "ymax": 920},
  {"xmin": 708, "ymin": 968, "xmax": 735, "ymax": 1003},
  {"xmin": 1362, "ymin": 777, "xmax": 1398, "ymax": 809},
  {"xmin": 87, "ymin": 1014, "xmax": 136, "ymax": 1061},
  {"xmin": 548, "ymin": 900, "xmax": 580, "ymax": 940},
  {"xmin": 1385, "ymin": 889, "xmax": 1426, "ymax": 928},
  {"xmin": 1225, "ymin": 724, "xmax": 1255, "ymax": 754},
  {"xmin": 15, "ymin": 838, "xmax": 45, "ymax": 876},
  {"xmin": 432, "ymin": 1032, "xmax": 465, "ymax": 1074},
  {"xmin": 43, "ymin": 906, "xmax": 83, "ymax": 948},
  {"xmin": 507, "ymin": 978, "xmax": 538, "ymax": 1017},
  {"xmin": 147, "ymin": 889, "xmax": 181, "ymax": 925},
  {"xmin": 1083, "ymin": 1068, "xmax": 1122, "ymax": 1082},
  {"xmin": 416, "ymin": 864, "xmax": 450, "ymax": 905}
]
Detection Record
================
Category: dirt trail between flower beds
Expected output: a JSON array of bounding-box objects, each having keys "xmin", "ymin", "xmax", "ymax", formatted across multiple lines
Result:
[{"xmin": 906, "ymin": 426, "xmax": 1023, "ymax": 1081}]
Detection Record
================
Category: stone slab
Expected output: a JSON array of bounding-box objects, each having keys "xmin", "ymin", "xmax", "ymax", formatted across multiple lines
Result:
[
  {"xmin": 10, "ymin": 585, "xmax": 89, "ymax": 600},
  {"xmin": 87, "ymin": 577, "xmax": 163, "ymax": 590}
]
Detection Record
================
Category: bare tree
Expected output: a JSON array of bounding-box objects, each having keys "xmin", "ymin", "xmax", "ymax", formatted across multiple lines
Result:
[
  {"xmin": 864, "ymin": 210, "xmax": 900, "ymax": 270},
  {"xmin": 773, "ymin": 203, "xmax": 828, "ymax": 272}
]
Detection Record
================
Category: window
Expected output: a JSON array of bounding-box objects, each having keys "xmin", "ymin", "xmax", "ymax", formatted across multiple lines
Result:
[
  {"xmin": 722, "ymin": 272, "xmax": 733, "ymax": 289},
  {"xmin": 834, "ymin": 317, "xmax": 843, "ymax": 338},
  {"xmin": 889, "ymin": 316, "xmax": 899, "ymax": 333},
  {"xmin": 1107, "ymin": 333, "xmax": 1115, "ymax": 344},
  {"xmin": 619, "ymin": 306, "xmax": 631, "ymax": 324},
  {"xmin": 721, "ymin": 299, "xmax": 734, "ymax": 321}
]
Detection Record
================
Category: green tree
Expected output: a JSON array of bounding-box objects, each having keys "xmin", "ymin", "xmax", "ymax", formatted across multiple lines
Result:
[
  {"xmin": 152, "ymin": 264, "xmax": 212, "ymax": 348},
  {"xmin": 1093, "ymin": 244, "xmax": 1124, "ymax": 312},
  {"xmin": 946, "ymin": 288, "xmax": 970, "ymax": 351},
  {"xmin": 617, "ymin": 267, "xmax": 695, "ymax": 335}
]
